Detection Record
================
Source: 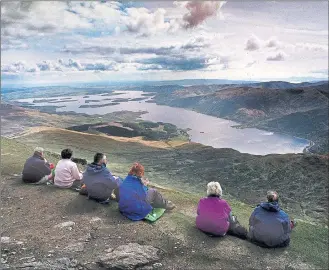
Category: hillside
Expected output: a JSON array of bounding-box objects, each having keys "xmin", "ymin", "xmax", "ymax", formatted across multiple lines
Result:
[
  {"xmin": 152, "ymin": 82, "xmax": 329, "ymax": 154},
  {"xmin": 1, "ymin": 136, "xmax": 328, "ymax": 269}
]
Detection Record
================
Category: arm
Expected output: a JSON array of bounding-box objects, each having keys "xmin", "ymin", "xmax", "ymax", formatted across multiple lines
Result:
[
  {"xmin": 281, "ymin": 211, "xmax": 292, "ymax": 234},
  {"xmin": 71, "ymin": 163, "xmax": 83, "ymax": 180},
  {"xmin": 105, "ymin": 169, "xmax": 122, "ymax": 186}
]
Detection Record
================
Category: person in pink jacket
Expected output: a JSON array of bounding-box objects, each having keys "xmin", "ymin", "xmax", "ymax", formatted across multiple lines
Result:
[
  {"xmin": 196, "ymin": 182, "xmax": 247, "ymax": 239},
  {"xmin": 54, "ymin": 148, "xmax": 83, "ymax": 190}
]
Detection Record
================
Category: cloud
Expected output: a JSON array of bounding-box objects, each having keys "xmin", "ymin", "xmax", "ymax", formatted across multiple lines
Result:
[
  {"xmin": 245, "ymin": 35, "xmax": 262, "ymax": 51},
  {"xmin": 124, "ymin": 7, "xmax": 176, "ymax": 37},
  {"xmin": 182, "ymin": 1, "xmax": 226, "ymax": 29},
  {"xmin": 137, "ymin": 56, "xmax": 209, "ymax": 71},
  {"xmin": 266, "ymin": 51, "xmax": 287, "ymax": 61},
  {"xmin": 1, "ymin": 59, "xmax": 119, "ymax": 74},
  {"xmin": 265, "ymin": 36, "xmax": 282, "ymax": 49},
  {"xmin": 295, "ymin": 42, "xmax": 328, "ymax": 52},
  {"xmin": 61, "ymin": 36, "xmax": 210, "ymax": 57}
]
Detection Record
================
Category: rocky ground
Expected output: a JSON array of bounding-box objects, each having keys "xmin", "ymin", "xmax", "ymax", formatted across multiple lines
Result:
[{"xmin": 0, "ymin": 135, "xmax": 328, "ymax": 270}]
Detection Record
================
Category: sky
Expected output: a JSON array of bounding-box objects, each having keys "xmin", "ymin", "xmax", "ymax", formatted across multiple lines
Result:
[{"xmin": 1, "ymin": 1, "xmax": 328, "ymax": 86}]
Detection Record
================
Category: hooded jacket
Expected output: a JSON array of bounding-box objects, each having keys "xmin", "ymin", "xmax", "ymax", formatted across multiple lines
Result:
[
  {"xmin": 248, "ymin": 202, "xmax": 291, "ymax": 247},
  {"xmin": 83, "ymin": 163, "xmax": 121, "ymax": 200},
  {"xmin": 22, "ymin": 153, "xmax": 51, "ymax": 183},
  {"xmin": 119, "ymin": 175, "xmax": 152, "ymax": 221}
]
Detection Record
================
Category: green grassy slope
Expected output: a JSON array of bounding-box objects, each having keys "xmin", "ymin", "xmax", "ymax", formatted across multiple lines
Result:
[{"xmin": 1, "ymin": 135, "xmax": 328, "ymax": 268}]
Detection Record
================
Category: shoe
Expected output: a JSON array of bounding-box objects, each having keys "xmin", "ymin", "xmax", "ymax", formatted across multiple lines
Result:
[{"xmin": 166, "ymin": 201, "xmax": 176, "ymax": 210}]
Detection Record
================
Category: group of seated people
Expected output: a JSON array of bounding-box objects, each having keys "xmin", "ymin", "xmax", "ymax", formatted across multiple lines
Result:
[{"xmin": 22, "ymin": 147, "xmax": 296, "ymax": 248}]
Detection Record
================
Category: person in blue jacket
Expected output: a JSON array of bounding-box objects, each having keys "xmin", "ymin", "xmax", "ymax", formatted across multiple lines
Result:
[
  {"xmin": 119, "ymin": 162, "xmax": 175, "ymax": 221},
  {"xmin": 82, "ymin": 153, "xmax": 122, "ymax": 204},
  {"xmin": 248, "ymin": 190, "xmax": 296, "ymax": 248}
]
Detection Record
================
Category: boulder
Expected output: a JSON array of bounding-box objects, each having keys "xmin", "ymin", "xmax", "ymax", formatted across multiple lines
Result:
[{"xmin": 98, "ymin": 243, "xmax": 160, "ymax": 269}]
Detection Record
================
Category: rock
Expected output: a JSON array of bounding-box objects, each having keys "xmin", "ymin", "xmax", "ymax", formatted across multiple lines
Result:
[
  {"xmin": 153, "ymin": 262, "xmax": 163, "ymax": 269},
  {"xmin": 98, "ymin": 243, "xmax": 160, "ymax": 269},
  {"xmin": 64, "ymin": 242, "xmax": 85, "ymax": 252},
  {"xmin": 1, "ymin": 236, "xmax": 11, "ymax": 244},
  {"xmin": 16, "ymin": 257, "xmax": 79, "ymax": 269},
  {"xmin": 90, "ymin": 217, "xmax": 102, "ymax": 223},
  {"xmin": 54, "ymin": 221, "xmax": 75, "ymax": 228}
]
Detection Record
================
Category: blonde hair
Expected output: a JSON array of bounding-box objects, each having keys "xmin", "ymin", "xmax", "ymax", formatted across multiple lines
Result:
[{"xmin": 207, "ymin": 181, "xmax": 222, "ymax": 197}]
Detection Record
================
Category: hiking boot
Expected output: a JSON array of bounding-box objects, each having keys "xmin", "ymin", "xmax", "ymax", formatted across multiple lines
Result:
[{"xmin": 166, "ymin": 201, "xmax": 176, "ymax": 210}]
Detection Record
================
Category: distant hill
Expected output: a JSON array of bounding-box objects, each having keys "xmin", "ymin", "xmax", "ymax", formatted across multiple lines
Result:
[{"xmin": 153, "ymin": 81, "xmax": 329, "ymax": 154}]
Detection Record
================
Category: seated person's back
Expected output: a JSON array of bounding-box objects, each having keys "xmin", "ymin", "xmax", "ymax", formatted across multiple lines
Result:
[
  {"xmin": 119, "ymin": 163, "xmax": 175, "ymax": 221},
  {"xmin": 22, "ymin": 147, "xmax": 51, "ymax": 183},
  {"xmin": 83, "ymin": 153, "xmax": 122, "ymax": 201},
  {"xmin": 196, "ymin": 182, "xmax": 231, "ymax": 236},
  {"xmin": 248, "ymin": 191, "xmax": 292, "ymax": 248},
  {"xmin": 54, "ymin": 148, "xmax": 83, "ymax": 188}
]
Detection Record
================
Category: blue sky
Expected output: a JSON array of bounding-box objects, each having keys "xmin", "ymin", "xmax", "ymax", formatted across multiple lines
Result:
[{"xmin": 1, "ymin": 1, "xmax": 328, "ymax": 86}]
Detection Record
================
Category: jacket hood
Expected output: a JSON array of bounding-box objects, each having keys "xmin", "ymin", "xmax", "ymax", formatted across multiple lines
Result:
[
  {"xmin": 260, "ymin": 202, "xmax": 281, "ymax": 212},
  {"xmin": 86, "ymin": 163, "xmax": 107, "ymax": 174}
]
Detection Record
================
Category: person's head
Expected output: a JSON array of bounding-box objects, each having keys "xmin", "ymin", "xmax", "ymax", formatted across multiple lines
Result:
[
  {"xmin": 93, "ymin": 153, "xmax": 107, "ymax": 165},
  {"xmin": 128, "ymin": 162, "xmax": 145, "ymax": 178},
  {"xmin": 61, "ymin": 148, "xmax": 73, "ymax": 159},
  {"xmin": 207, "ymin": 181, "xmax": 222, "ymax": 197},
  {"xmin": 267, "ymin": 190, "xmax": 279, "ymax": 203},
  {"xmin": 34, "ymin": 146, "xmax": 44, "ymax": 157}
]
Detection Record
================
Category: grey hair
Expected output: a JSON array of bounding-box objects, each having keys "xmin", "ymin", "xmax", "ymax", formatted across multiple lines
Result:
[
  {"xmin": 207, "ymin": 181, "xmax": 223, "ymax": 197},
  {"xmin": 267, "ymin": 190, "xmax": 279, "ymax": 202},
  {"xmin": 34, "ymin": 146, "xmax": 44, "ymax": 154}
]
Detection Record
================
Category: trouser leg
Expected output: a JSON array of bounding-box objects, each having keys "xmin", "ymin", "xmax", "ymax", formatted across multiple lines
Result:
[
  {"xmin": 34, "ymin": 174, "xmax": 51, "ymax": 185},
  {"xmin": 146, "ymin": 188, "xmax": 168, "ymax": 209},
  {"xmin": 70, "ymin": 180, "xmax": 82, "ymax": 190},
  {"xmin": 227, "ymin": 215, "xmax": 248, "ymax": 239}
]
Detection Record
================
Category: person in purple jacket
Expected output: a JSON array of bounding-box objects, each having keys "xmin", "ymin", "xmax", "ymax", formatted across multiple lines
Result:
[{"xmin": 196, "ymin": 181, "xmax": 247, "ymax": 239}]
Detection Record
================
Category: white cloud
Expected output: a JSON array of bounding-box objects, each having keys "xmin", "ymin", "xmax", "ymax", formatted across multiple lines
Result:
[
  {"xmin": 1, "ymin": 58, "xmax": 120, "ymax": 74},
  {"xmin": 266, "ymin": 51, "xmax": 287, "ymax": 61},
  {"xmin": 245, "ymin": 35, "xmax": 262, "ymax": 51}
]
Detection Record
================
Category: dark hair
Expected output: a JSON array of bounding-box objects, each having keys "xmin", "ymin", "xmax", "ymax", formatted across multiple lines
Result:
[
  {"xmin": 94, "ymin": 153, "xmax": 104, "ymax": 164},
  {"xmin": 61, "ymin": 148, "xmax": 73, "ymax": 159}
]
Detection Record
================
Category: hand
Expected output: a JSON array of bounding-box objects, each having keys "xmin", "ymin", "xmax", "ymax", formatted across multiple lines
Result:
[{"xmin": 142, "ymin": 178, "xmax": 150, "ymax": 185}]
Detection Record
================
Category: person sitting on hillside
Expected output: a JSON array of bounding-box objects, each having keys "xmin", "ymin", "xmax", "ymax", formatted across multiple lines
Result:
[
  {"xmin": 54, "ymin": 148, "xmax": 83, "ymax": 190},
  {"xmin": 22, "ymin": 147, "xmax": 54, "ymax": 184},
  {"xmin": 82, "ymin": 153, "xmax": 122, "ymax": 204},
  {"xmin": 248, "ymin": 190, "xmax": 296, "ymax": 248},
  {"xmin": 119, "ymin": 162, "xmax": 175, "ymax": 221},
  {"xmin": 196, "ymin": 182, "xmax": 248, "ymax": 239}
]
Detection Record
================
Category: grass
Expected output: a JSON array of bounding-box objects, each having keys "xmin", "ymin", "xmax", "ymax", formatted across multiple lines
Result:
[{"xmin": 1, "ymin": 135, "xmax": 328, "ymax": 269}]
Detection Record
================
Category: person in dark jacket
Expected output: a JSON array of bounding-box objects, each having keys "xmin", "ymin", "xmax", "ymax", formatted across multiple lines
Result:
[
  {"xmin": 82, "ymin": 153, "xmax": 122, "ymax": 204},
  {"xmin": 22, "ymin": 147, "xmax": 52, "ymax": 184},
  {"xmin": 248, "ymin": 191, "xmax": 296, "ymax": 248},
  {"xmin": 119, "ymin": 163, "xmax": 175, "ymax": 221}
]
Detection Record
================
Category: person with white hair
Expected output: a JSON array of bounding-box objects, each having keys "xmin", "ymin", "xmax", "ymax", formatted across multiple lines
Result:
[
  {"xmin": 248, "ymin": 190, "xmax": 296, "ymax": 248},
  {"xmin": 22, "ymin": 147, "xmax": 54, "ymax": 184},
  {"xmin": 196, "ymin": 181, "xmax": 247, "ymax": 239}
]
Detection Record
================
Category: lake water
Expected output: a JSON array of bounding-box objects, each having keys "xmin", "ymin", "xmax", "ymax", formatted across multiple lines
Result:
[{"xmin": 16, "ymin": 91, "xmax": 310, "ymax": 155}]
